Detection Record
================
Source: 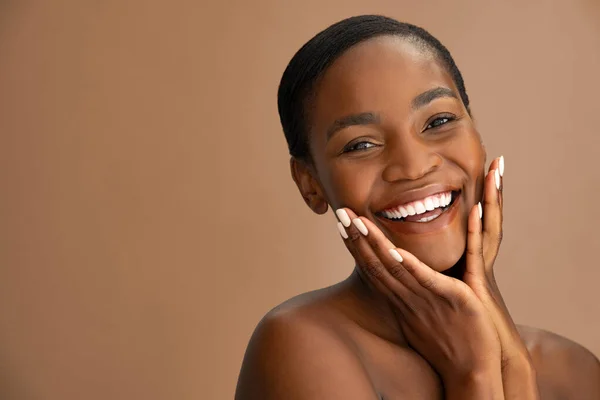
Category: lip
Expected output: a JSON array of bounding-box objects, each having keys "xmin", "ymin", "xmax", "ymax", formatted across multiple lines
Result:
[
  {"xmin": 375, "ymin": 190, "xmax": 462, "ymax": 235},
  {"xmin": 376, "ymin": 183, "xmax": 461, "ymax": 213}
]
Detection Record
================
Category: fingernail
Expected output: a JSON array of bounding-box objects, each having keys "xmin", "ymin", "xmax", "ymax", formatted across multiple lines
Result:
[
  {"xmin": 337, "ymin": 222, "xmax": 348, "ymax": 239},
  {"xmin": 335, "ymin": 209, "xmax": 351, "ymax": 227},
  {"xmin": 478, "ymin": 202, "xmax": 483, "ymax": 219},
  {"xmin": 389, "ymin": 249, "xmax": 403, "ymax": 263},
  {"xmin": 352, "ymin": 218, "xmax": 368, "ymax": 236},
  {"xmin": 494, "ymin": 169, "xmax": 501, "ymax": 190},
  {"xmin": 499, "ymin": 155, "xmax": 505, "ymax": 177}
]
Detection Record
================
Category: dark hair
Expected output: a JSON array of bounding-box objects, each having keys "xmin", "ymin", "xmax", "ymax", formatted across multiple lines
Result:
[{"xmin": 277, "ymin": 15, "xmax": 470, "ymax": 161}]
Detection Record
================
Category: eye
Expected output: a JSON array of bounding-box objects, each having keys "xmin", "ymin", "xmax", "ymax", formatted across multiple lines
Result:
[
  {"xmin": 342, "ymin": 141, "xmax": 377, "ymax": 153},
  {"xmin": 425, "ymin": 115, "xmax": 456, "ymax": 130}
]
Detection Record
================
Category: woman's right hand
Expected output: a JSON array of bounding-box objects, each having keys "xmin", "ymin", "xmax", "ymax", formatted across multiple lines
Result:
[{"xmin": 336, "ymin": 207, "xmax": 503, "ymax": 397}]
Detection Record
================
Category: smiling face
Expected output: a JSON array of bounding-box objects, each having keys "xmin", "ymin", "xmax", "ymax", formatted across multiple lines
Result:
[{"xmin": 293, "ymin": 35, "xmax": 486, "ymax": 271}]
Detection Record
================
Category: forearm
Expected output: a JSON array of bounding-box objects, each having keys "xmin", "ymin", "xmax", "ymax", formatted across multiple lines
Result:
[
  {"xmin": 444, "ymin": 367, "xmax": 504, "ymax": 400},
  {"xmin": 501, "ymin": 352, "xmax": 540, "ymax": 400}
]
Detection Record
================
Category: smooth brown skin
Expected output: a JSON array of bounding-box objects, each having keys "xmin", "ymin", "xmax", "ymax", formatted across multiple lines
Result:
[{"xmin": 235, "ymin": 36, "xmax": 600, "ymax": 399}]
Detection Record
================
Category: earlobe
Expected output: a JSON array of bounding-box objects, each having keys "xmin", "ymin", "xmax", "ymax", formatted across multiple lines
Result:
[
  {"xmin": 290, "ymin": 157, "xmax": 329, "ymax": 215},
  {"xmin": 308, "ymin": 194, "xmax": 329, "ymax": 214}
]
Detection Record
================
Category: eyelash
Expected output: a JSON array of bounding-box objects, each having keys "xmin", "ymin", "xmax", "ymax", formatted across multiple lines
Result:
[
  {"xmin": 341, "ymin": 115, "xmax": 456, "ymax": 154},
  {"xmin": 425, "ymin": 115, "xmax": 456, "ymax": 130},
  {"xmin": 342, "ymin": 141, "xmax": 377, "ymax": 153}
]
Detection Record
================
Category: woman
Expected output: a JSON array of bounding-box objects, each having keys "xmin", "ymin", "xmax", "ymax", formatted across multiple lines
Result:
[{"xmin": 235, "ymin": 15, "xmax": 600, "ymax": 399}]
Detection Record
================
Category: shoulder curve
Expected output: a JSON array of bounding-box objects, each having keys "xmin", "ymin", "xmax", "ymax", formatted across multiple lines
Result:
[
  {"xmin": 518, "ymin": 325, "xmax": 599, "ymax": 363},
  {"xmin": 235, "ymin": 292, "xmax": 378, "ymax": 400},
  {"xmin": 517, "ymin": 325, "xmax": 600, "ymax": 399}
]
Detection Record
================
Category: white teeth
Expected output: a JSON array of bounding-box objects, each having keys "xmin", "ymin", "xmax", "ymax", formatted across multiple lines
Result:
[
  {"xmin": 399, "ymin": 206, "xmax": 408, "ymax": 218},
  {"xmin": 414, "ymin": 202, "xmax": 427, "ymax": 214},
  {"xmin": 424, "ymin": 198, "xmax": 435, "ymax": 211},
  {"xmin": 441, "ymin": 193, "xmax": 449, "ymax": 207},
  {"xmin": 381, "ymin": 191, "xmax": 456, "ymax": 220},
  {"xmin": 416, "ymin": 214, "xmax": 439, "ymax": 223}
]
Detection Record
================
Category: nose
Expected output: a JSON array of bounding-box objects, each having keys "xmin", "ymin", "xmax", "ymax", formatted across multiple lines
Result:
[{"xmin": 381, "ymin": 135, "xmax": 442, "ymax": 182}]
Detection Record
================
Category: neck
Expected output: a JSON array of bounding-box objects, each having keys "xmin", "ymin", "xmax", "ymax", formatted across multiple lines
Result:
[{"xmin": 347, "ymin": 267, "xmax": 406, "ymax": 345}]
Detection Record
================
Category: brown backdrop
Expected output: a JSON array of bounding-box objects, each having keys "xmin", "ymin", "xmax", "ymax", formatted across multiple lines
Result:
[{"xmin": 1, "ymin": 1, "xmax": 599, "ymax": 399}]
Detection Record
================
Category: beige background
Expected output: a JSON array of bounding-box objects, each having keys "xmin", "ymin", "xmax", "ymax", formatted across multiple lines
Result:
[{"xmin": 1, "ymin": 1, "xmax": 599, "ymax": 399}]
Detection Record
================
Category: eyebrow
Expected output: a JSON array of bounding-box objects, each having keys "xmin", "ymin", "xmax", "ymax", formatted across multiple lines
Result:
[
  {"xmin": 326, "ymin": 112, "xmax": 380, "ymax": 141},
  {"xmin": 325, "ymin": 87, "xmax": 458, "ymax": 141},
  {"xmin": 411, "ymin": 86, "xmax": 458, "ymax": 110}
]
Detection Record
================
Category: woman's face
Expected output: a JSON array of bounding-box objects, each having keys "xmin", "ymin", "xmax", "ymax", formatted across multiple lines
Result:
[{"xmin": 300, "ymin": 35, "xmax": 486, "ymax": 271}]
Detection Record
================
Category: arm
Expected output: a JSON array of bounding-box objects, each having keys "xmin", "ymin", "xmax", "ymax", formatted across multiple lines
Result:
[
  {"xmin": 528, "ymin": 329, "xmax": 600, "ymax": 399},
  {"xmin": 555, "ymin": 341, "xmax": 600, "ymax": 399},
  {"xmin": 337, "ymin": 210, "xmax": 505, "ymax": 399},
  {"xmin": 501, "ymin": 349, "xmax": 539, "ymax": 399},
  {"xmin": 235, "ymin": 312, "xmax": 380, "ymax": 400},
  {"xmin": 462, "ymin": 157, "xmax": 540, "ymax": 398},
  {"xmin": 445, "ymin": 367, "xmax": 505, "ymax": 400}
]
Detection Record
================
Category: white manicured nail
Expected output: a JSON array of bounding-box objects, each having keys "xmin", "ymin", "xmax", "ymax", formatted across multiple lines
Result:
[
  {"xmin": 337, "ymin": 222, "xmax": 348, "ymax": 239},
  {"xmin": 494, "ymin": 169, "xmax": 501, "ymax": 190},
  {"xmin": 499, "ymin": 156, "xmax": 505, "ymax": 177},
  {"xmin": 389, "ymin": 249, "xmax": 403, "ymax": 263},
  {"xmin": 478, "ymin": 202, "xmax": 483, "ymax": 219},
  {"xmin": 336, "ymin": 209, "xmax": 351, "ymax": 227},
  {"xmin": 352, "ymin": 218, "xmax": 368, "ymax": 236}
]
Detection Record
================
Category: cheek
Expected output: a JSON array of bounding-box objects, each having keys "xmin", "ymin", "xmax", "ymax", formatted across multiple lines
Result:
[
  {"xmin": 321, "ymin": 162, "xmax": 379, "ymax": 212},
  {"xmin": 446, "ymin": 131, "xmax": 485, "ymax": 198}
]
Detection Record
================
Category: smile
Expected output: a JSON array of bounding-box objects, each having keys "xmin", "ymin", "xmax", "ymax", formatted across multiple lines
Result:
[{"xmin": 378, "ymin": 190, "xmax": 460, "ymax": 223}]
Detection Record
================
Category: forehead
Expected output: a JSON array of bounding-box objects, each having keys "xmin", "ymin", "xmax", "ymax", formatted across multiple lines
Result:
[{"xmin": 310, "ymin": 35, "xmax": 456, "ymax": 127}]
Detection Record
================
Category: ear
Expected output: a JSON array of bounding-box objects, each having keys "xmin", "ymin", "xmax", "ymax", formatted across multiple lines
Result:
[{"xmin": 290, "ymin": 157, "xmax": 329, "ymax": 215}]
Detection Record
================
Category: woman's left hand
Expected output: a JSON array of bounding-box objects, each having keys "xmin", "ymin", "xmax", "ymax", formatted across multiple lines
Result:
[{"xmin": 463, "ymin": 156, "xmax": 540, "ymax": 399}]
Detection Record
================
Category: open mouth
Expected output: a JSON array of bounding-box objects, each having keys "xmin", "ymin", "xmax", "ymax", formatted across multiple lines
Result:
[{"xmin": 377, "ymin": 190, "xmax": 461, "ymax": 223}]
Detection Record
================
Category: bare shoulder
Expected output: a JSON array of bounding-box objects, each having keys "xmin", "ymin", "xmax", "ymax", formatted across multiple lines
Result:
[
  {"xmin": 517, "ymin": 325, "xmax": 600, "ymax": 399},
  {"xmin": 234, "ymin": 287, "xmax": 379, "ymax": 400}
]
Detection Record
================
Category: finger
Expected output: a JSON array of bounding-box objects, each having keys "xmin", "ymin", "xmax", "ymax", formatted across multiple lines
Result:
[
  {"xmin": 487, "ymin": 156, "xmax": 504, "ymax": 204},
  {"xmin": 464, "ymin": 202, "xmax": 485, "ymax": 278},
  {"xmin": 482, "ymin": 160, "xmax": 503, "ymax": 267},
  {"xmin": 354, "ymin": 217, "xmax": 430, "ymax": 296},
  {"xmin": 498, "ymin": 155, "xmax": 504, "ymax": 208},
  {"xmin": 353, "ymin": 216, "xmax": 461, "ymax": 299},
  {"xmin": 335, "ymin": 208, "xmax": 372, "ymax": 266},
  {"xmin": 335, "ymin": 208, "xmax": 415, "ymax": 313},
  {"xmin": 393, "ymin": 247, "xmax": 460, "ymax": 299}
]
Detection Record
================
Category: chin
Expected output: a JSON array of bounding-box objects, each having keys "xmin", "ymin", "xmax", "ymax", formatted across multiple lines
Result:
[
  {"xmin": 381, "ymin": 206, "xmax": 469, "ymax": 273},
  {"xmin": 408, "ymin": 234, "xmax": 466, "ymax": 272}
]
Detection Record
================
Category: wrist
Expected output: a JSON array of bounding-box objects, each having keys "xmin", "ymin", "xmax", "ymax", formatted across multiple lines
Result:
[
  {"xmin": 444, "ymin": 367, "xmax": 504, "ymax": 400},
  {"xmin": 502, "ymin": 350, "xmax": 540, "ymax": 399},
  {"xmin": 503, "ymin": 346, "xmax": 535, "ymax": 372}
]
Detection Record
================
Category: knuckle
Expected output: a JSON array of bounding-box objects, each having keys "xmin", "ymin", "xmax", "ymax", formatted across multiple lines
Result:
[
  {"xmin": 363, "ymin": 259, "xmax": 384, "ymax": 279},
  {"xmin": 421, "ymin": 277, "xmax": 436, "ymax": 291},
  {"xmin": 467, "ymin": 245, "xmax": 484, "ymax": 258},
  {"xmin": 467, "ymin": 224, "xmax": 480, "ymax": 234},
  {"xmin": 450, "ymin": 285, "xmax": 472, "ymax": 309},
  {"xmin": 347, "ymin": 230, "xmax": 362, "ymax": 242},
  {"xmin": 389, "ymin": 264, "xmax": 407, "ymax": 280}
]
